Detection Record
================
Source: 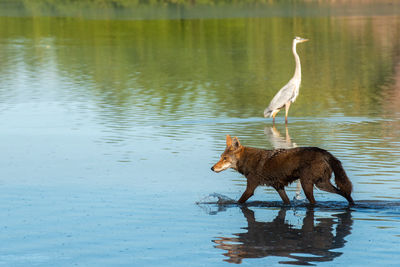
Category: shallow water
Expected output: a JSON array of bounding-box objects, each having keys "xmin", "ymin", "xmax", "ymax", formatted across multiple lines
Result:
[{"xmin": 1, "ymin": 0, "xmax": 400, "ymax": 266}]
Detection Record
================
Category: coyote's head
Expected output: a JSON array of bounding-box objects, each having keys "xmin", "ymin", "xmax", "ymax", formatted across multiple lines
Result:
[{"xmin": 211, "ymin": 135, "xmax": 243, "ymax": 173}]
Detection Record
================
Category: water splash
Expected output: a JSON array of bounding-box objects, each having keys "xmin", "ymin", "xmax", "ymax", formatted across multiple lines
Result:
[
  {"xmin": 197, "ymin": 194, "xmax": 400, "ymax": 214},
  {"xmin": 197, "ymin": 193, "xmax": 237, "ymax": 205}
]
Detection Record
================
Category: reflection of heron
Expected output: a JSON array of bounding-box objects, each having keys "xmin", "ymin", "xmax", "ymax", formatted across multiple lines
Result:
[
  {"xmin": 213, "ymin": 207, "xmax": 353, "ymax": 265},
  {"xmin": 264, "ymin": 125, "xmax": 297, "ymax": 149},
  {"xmin": 264, "ymin": 125, "xmax": 302, "ymax": 200},
  {"xmin": 264, "ymin": 37, "xmax": 308, "ymax": 124}
]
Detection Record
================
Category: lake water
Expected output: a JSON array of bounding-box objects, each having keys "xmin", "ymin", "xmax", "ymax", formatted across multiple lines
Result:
[{"xmin": 1, "ymin": 1, "xmax": 400, "ymax": 266}]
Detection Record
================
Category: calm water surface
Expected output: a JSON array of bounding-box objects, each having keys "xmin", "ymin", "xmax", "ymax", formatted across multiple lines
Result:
[{"xmin": 0, "ymin": 1, "xmax": 400, "ymax": 266}]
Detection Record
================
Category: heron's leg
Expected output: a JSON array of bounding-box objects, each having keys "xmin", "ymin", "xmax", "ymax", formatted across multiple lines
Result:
[
  {"xmin": 295, "ymin": 180, "xmax": 302, "ymax": 200},
  {"xmin": 285, "ymin": 101, "xmax": 291, "ymax": 124},
  {"xmin": 272, "ymin": 110, "xmax": 279, "ymax": 125}
]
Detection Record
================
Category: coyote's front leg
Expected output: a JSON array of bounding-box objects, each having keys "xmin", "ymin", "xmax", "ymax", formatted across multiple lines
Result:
[
  {"xmin": 275, "ymin": 187, "xmax": 290, "ymax": 204},
  {"xmin": 238, "ymin": 181, "xmax": 257, "ymax": 204}
]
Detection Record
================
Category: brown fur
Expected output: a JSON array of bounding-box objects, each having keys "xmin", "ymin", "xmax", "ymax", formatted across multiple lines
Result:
[{"xmin": 211, "ymin": 135, "xmax": 354, "ymax": 205}]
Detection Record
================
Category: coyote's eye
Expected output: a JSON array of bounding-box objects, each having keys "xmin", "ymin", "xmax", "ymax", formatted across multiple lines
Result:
[{"xmin": 223, "ymin": 156, "xmax": 228, "ymax": 160}]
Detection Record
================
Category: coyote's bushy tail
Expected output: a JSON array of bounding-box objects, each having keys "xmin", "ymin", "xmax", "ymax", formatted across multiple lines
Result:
[{"xmin": 328, "ymin": 154, "xmax": 354, "ymax": 204}]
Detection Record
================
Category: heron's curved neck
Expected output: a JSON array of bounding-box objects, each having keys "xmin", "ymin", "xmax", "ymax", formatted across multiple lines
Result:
[{"xmin": 292, "ymin": 42, "xmax": 301, "ymax": 81}]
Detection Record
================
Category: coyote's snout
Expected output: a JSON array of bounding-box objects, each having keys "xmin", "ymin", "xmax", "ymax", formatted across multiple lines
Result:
[{"xmin": 211, "ymin": 135, "xmax": 354, "ymax": 205}]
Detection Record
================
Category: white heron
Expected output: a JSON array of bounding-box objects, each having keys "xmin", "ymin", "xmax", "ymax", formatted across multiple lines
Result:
[{"xmin": 264, "ymin": 36, "xmax": 309, "ymax": 124}]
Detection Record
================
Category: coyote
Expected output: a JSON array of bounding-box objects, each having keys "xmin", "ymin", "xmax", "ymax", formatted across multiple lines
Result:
[{"xmin": 211, "ymin": 135, "xmax": 354, "ymax": 205}]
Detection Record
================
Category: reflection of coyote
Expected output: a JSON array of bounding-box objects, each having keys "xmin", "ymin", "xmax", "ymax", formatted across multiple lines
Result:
[
  {"xmin": 213, "ymin": 207, "xmax": 353, "ymax": 265},
  {"xmin": 211, "ymin": 135, "xmax": 354, "ymax": 205}
]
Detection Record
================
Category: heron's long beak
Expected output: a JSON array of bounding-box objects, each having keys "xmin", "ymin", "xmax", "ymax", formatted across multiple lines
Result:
[{"xmin": 300, "ymin": 38, "xmax": 309, "ymax": 43}]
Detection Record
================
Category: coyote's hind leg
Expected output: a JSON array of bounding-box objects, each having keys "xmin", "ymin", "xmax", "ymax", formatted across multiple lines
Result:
[{"xmin": 301, "ymin": 180, "xmax": 316, "ymax": 205}]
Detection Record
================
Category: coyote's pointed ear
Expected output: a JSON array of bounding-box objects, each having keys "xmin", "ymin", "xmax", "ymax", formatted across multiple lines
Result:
[
  {"xmin": 226, "ymin": 135, "xmax": 233, "ymax": 147},
  {"xmin": 232, "ymin": 136, "xmax": 241, "ymax": 150}
]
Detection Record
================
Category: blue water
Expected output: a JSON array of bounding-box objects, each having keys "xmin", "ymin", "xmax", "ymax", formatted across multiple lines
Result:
[{"xmin": 1, "ymin": 110, "xmax": 399, "ymax": 266}]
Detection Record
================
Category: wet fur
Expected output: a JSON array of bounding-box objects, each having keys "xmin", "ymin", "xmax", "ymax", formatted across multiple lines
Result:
[{"xmin": 211, "ymin": 135, "xmax": 354, "ymax": 205}]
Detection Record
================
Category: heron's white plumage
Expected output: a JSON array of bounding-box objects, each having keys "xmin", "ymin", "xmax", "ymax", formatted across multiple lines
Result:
[
  {"xmin": 264, "ymin": 37, "xmax": 307, "ymax": 119},
  {"xmin": 264, "ymin": 79, "xmax": 298, "ymax": 117}
]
